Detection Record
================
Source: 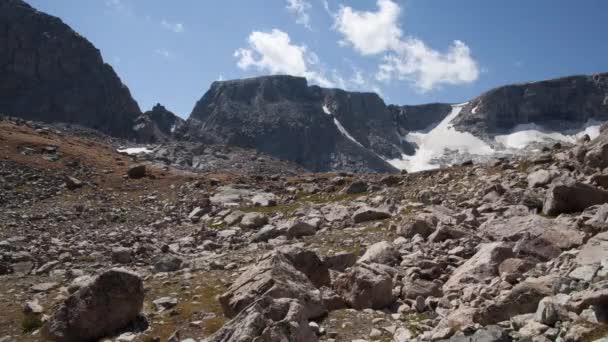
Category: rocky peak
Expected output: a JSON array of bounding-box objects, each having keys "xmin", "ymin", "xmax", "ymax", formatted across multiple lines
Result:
[
  {"xmin": 452, "ymin": 72, "xmax": 608, "ymax": 137},
  {"xmin": 183, "ymin": 75, "xmax": 403, "ymax": 172},
  {"xmin": 0, "ymin": 0, "xmax": 142, "ymax": 138},
  {"xmin": 133, "ymin": 104, "xmax": 184, "ymax": 142}
]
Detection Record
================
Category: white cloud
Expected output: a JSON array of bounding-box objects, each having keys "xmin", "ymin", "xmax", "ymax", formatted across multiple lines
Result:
[
  {"xmin": 334, "ymin": 0, "xmax": 402, "ymax": 55},
  {"xmin": 235, "ymin": 29, "xmax": 333, "ymax": 87},
  {"xmin": 161, "ymin": 20, "xmax": 184, "ymax": 33},
  {"xmin": 286, "ymin": 0, "xmax": 312, "ymax": 29},
  {"xmin": 377, "ymin": 39, "xmax": 479, "ymax": 92},
  {"xmin": 334, "ymin": 0, "xmax": 479, "ymax": 91},
  {"xmin": 155, "ymin": 49, "xmax": 171, "ymax": 58}
]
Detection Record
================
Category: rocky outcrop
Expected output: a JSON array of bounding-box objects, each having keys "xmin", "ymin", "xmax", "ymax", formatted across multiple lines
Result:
[
  {"xmin": 133, "ymin": 103, "xmax": 184, "ymax": 142},
  {"xmin": 452, "ymin": 73, "xmax": 608, "ymax": 136},
  {"xmin": 179, "ymin": 75, "xmax": 402, "ymax": 172},
  {"xmin": 0, "ymin": 0, "xmax": 143, "ymax": 138}
]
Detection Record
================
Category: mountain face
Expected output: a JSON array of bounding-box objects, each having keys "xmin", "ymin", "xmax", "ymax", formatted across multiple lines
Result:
[
  {"xmin": 180, "ymin": 76, "xmax": 406, "ymax": 172},
  {"xmin": 133, "ymin": 104, "xmax": 184, "ymax": 142},
  {"xmin": 0, "ymin": 0, "xmax": 142, "ymax": 138},
  {"xmin": 453, "ymin": 73, "xmax": 608, "ymax": 137}
]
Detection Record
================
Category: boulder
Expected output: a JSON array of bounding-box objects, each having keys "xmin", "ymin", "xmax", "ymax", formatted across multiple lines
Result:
[
  {"xmin": 111, "ymin": 247, "xmax": 132, "ymax": 264},
  {"xmin": 323, "ymin": 252, "xmax": 357, "ymax": 272},
  {"xmin": 251, "ymin": 193, "xmax": 277, "ymax": 207},
  {"xmin": 352, "ymin": 206, "xmax": 391, "ymax": 223},
  {"xmin": 543, "ymin": 178, "xmax": 608, "ymax": 216},
  {"xmin": 218, "ymin": 252, "xmax": 325, "ymax": 319},
  {"xmin": 239, "ymin": 212, "xmax": 269, "ymax": 229},
  {"xmin": 204, "ymin": 297, "xmax": 318, "ymax": 342},
  {"xmin": 127, "ymin": 165, "xmax": 146, "ymax": 179},
  {"xmin": 576, "ymin": 231, "xmax": 608, "ymax": 266},
  {"xmin": 343, "ymin": 180, "xmax": 368, "ymax": 194},
  {"xmin": 357, "ymin": 241, "xmax": 400, "ymax": 266},
  {"xmin": 276, "ymin": 245, "xmax": 331, "ymax": 288},
  {"xmin": 444, "ymin": 242, "xmax": 514, "ymax": 292},
  {"xmin": 401, "ymin": 279, "xmax": 443, "ymax": 300},
  {"xmin": 285, "ymin": 219, "xmax": 317, "ymax": 239},
  {"xmin": 527, "ymin": 169, "xmax": 555, "ymax": 188},
  {"xmin": 333, "ymin": 263, "xmax": 393, "ymax": 310},
  {"xmin": 41, "ymin": 269, "xmax": 144, "ymax": 342},
  {"xmin": 397, "ymin": 214, "xmax": 437, "ymax": 238},
  {"xmin": 153, "ymin": 254, "xmax": 183, "ymax": 273}
]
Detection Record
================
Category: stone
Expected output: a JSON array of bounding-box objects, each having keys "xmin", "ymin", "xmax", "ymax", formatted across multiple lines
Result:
[
  {"xmin": 239, "ymin": 212, "xmax": 268, "ymax": 229},
  {"xmin": 31, "ymin": 282, "xmax": 59, "ymax": 293},
  {"xmin": 576, "ymin": 231, "xmax": 608, "ymax": 266},
  {"xmin": 352, "ymin": 206, "xmax": 391, "ymax": 223},
  {"xmin": 204, "ymin": 297, "xmax": 318, "ymax": 342},
  {"xmin": 153, "ymin": 297, "xmax": 178, "ymax": 312},
  {"xmin": 333, "ymin": 263, "xmax": 393, "ymax": 310},
  {"xmin": 358, "ymin": 241, "xmax": 400, "ymax": 266},
  {"xmin": 535, "ymin": 297, "xmax": 559, "ymax": 326},
  {"xmin": 397, "ymin": 214, "xmax": 437, "ymax": 238},
  {"xmin": 402, "ymin": 279, "xmax": 443, "ymax": 300},
  {"xmin": 41, "ymin": 269, "xmax": 144, "ymax": 342},
  {"xmin": 444, "ymin": 242, "xmax": 514, "ymax": 292},
  {"xmin": 285, "ymin": 219, "xmax": 317, "ymax": 239},
  {"xmin": 188, "ymin": 207, "xmax": 209, "ymax": 223},
  {"xmin": 324, "ymin": 252, "xmax": 357, "ymax": 272},
  {"xmin": 251, "ymin": 193, "xmax": 277, "ymax": 207},
  {"xmin": 127, "ymin": 165, "xmax": 147, "ymax": 179},
  {"xmin": 153, "ymin": 254, "xmax": 183, "ymax": 273},
  {"xmin": 111, "ymin": 247, "xmax": 132, "ymax": 264},
  {"xmin": 276, "ymin": 245, "xmax": 331, "ymax": 288},
  {"xmin": 223, "ymin": 210, "xmax": 245, "ymax": 226},
  {"xmin": 344, "ymin": 180, "xmax": 368, "ymax": 194},
  {"xmin": 64, "ymin": 176, "xmax": 84, "ymax": 190},
  {"xmin": 543, "ymin": 178, "xmax": 608, "ymax": 216},
  {"xmin": 569, "ymin": 265, "xmax": 600, "ymax": 281},
  {"xmin": 527, "ymin": 170, "xmax": 555, "ymax": 188},
  {"xmin": 218, "ymin": 252, "xmax": 326, "ymax": 319}
]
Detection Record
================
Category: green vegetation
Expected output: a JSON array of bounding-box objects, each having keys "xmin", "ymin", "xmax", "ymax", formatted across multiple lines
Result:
[{"xmin": 21, "ymin": 314, "xmax": 43, "ymax": 333}]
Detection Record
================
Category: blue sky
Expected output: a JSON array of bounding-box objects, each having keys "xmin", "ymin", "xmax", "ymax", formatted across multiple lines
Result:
[{"xmin": 28, "ymin": 0, "xmax": 608, "ymax": 118}]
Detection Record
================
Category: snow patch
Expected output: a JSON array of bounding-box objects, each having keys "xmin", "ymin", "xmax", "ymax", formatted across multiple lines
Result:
[
  {"xmin": 322, "ymin": 105, "xmax": 332, "ymax": 115},
  {"xmin": 495, "ymin": 122, "xmax": 601, "ymax": 149},
  {"xmin": 333, "ymin": 118, "xmax": 363, "ymax": 147},
  {"xmin": 388, "ymin": 104, "xmax": 494, "ymax": 172},
  {"xmin": 471, "ymin": 105, "xmax": 478, "ymax": 114},
  {"xmin": 117, "ymin": 147, "xmax": 153, "ymax": 155}
]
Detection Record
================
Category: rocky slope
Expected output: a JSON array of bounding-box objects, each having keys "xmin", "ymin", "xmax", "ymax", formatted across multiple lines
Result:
[
  {"xmin": 133, "ymin": 104, "xmax": 185, "ymax": 142},
  {"xmin": 4, "ymin": 115, "xmax": 608, "ymax": 341},
  {"xmin": 179, "ymin": 75, "xmax": 404, "ymax": 173},
  {"xmin": 0, "ymin": 0, "xmax": 142, "ymax": 139},
  {"xmin": 453, "ymin": 73, "xmax": 608, "ymax": 137}
]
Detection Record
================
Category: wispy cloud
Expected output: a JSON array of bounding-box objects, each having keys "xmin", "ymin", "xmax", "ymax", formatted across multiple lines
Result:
[
  {"xmin": 161, "ymin": 19, "xmax": 185, "ymax": 33},
  {"xmin": 286, "ymin": 0, "xmax": 312, "ymax": 29},
  {"xmin": 155, "ymin": 49, "xmax": 172, "ymax": 59},
  {"xmin": 334, "ymin": 0, "xmax": 479, "ymax": 91},
  {"xmin": 104, "ymin": 0, "xmax": 133, "ymax": 16}
]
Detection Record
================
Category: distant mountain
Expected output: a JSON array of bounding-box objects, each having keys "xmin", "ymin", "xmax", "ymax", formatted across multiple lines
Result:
[
  {"xmin": 0, "ymin": 0, "xmax": 142, "ymax": 139},
  {"xmin": 134, "ymin": 104, "xmax": 184, "ymax": 142},
  {"xmin": 178, "ymin": 75, "xmax": 406, "ymax": 172},
  {"xmin": 453, "ymin": 73, "xmax": 608, "ymax": 137}
]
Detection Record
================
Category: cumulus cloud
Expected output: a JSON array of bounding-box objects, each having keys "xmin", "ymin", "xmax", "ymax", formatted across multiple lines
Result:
[
  {"xmin": 161, "ymin": 20, "xmax": 184, "ymax": 33},
  {"xmin": 334, "ymin": 0, "xmax": 479, "ymax": 91},
  {"xmin": 334, "ymin": 0, "xmax": 401, "ymax": 55},
  {"xmin": 286, "ymin": 0, "xmax": 312, "ymax": 29},
  {"xmin": 234, "ymin": 29, "xmax": 333, "ymax": 87}
]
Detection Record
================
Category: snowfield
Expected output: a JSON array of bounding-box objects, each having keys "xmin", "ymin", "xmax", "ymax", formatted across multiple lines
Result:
[
  {"xmin": 388, "ymin": 104, "xmax": 494, "ymax": 172},
  {"xmin": 117, "ymin": 147, "xmax": 153, "ymax": 155},
  {"xmin": 388, "ymin": 105, "xmax": 600, "ymax": 173}
]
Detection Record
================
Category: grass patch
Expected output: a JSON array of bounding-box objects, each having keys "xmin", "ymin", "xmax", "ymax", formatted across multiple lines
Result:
[{"xmin": 21, "ymin": 314, "xmax": 43, "ymax": 333}]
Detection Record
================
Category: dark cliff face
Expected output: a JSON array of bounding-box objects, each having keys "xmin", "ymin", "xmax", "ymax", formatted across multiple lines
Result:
[
  {"xmin": 182, "ymin": 76, "xmax": 400, "ymax": 173},
  {"xmin": 0, "ymin": 0, "xmax": 142, "ymax": 138},
  {"xmin": 452, "ymin": 73, "xmax": 608, "ymax": 136},
  {"xmin": 389, "ymin": 103, "xmax": 453, "ymax": 133},
  {"xmin": 134, "ymin": 104, "xmax": 184, "ymax": 142}
]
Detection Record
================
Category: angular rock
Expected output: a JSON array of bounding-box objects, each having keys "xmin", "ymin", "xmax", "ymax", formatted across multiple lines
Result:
[
  {"xmin": 543, "ymin": 178, "xmax": 608, "ymax": 216},
  {"xmin": 333, "ymin": 263, "xmax": 393, "ymax": 310},
  {"xmin": 358, "ymin": 241, "xmax": 400, "ymax": 266},
  {"xmin": 153, "ymin": 254, "xmax": 183, "ymax": 273},
  {"xmin": 239, "ymin": 212, "xmax": 269, "ymax": 230},
  {"xmin": 111, "ymin": 247, "xmax": 132, "ymax": 264},
  {"xmin": 352, "ymin": 206, "xmax": 391, "ymax": 223},
  {"xmin": 397, "ymin": 214, "xmax": 437, "ymax": 238},
  {"xmin": 41, "ymin": 269, "xmax": 144, "ymax": 342},
  {"xmin": 276, "ymin": 245, "xmax": 331, "ymax": 288},
  {"xmin": 218, "ymin": 252, "xmax": 325, "ymax": 319},
  {"xmin": 127, "ymin": 165, "xmax": 146, "ymax": 179},
  {"xmin": 576, "ymin": 231, "xmax": 608, "ymax": 266},
  {"xmin": 204, "ymin": 297, "xmax": 318, "ymax": 342},
  {"xmin": 444, "ymin": 242, "xmax": 514, "ymax": 292}
]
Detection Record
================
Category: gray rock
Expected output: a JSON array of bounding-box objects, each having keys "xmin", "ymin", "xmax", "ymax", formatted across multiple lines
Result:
[
  {"xmin": 41, "ymin": 269, "xmax": 144, "ymax": 342},
  {"xmin": 218, "ymin": 252, "xmax": 326, "ymax": 319},
  {"xmin": 543, "ymin": 178, "xmax": 608, "ymax": 216},
  {"xmin": 333, "ymin": 263, "xmax": 393, "ymax": 310},
  {"xmin": 239, "ymin": 212, "xmax": 269, "ymax": 229},
  {"xmin": 358, "ymin": 241, "xmax": 400, "ymax": 266},
  {"xmin": 153, "ymin": 254, "xmax": 183, "ymax": 273},
  {"xmin": 127, "ymin": 165, "xmax": 146, "ymax": 179},
  {"xmin": 397, "ymin": 214, "xmax": 437, "ymax": 238},
  {"xmin": 111, "ymin": 247, "xmax": 132, "ymax": 264},
  {"xmin": 352, "ymin": 206, "xmax": 391, "ymax": 223}
]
